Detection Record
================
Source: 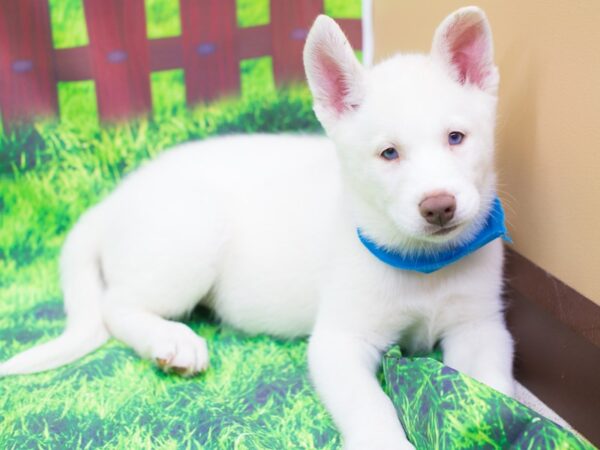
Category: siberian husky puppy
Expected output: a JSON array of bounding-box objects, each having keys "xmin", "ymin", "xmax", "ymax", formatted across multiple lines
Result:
[{"xmin": 1, "ymin": 7, "xmax": 513, "ymax": 449}]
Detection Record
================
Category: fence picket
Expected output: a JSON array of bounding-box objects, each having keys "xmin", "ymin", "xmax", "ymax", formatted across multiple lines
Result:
[
  {"xmin": 180, "ymin": 0, "xmax": 239, "ymax": 105},
  {"xmin": 0, "ymin": 0, "xmax": 57, "ymax": 130},
  {"xmin": 270, "ymin": 0, "xmax": 324, "ymax": 85},
  {"xmin": 83, "ymin": 0, "xmax": 151, "ymax": 121}
]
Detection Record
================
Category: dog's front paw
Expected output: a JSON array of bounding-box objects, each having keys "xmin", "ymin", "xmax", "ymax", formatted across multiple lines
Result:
[{"xmin": 151, "ymin": 324, "xmax": 209, "ymax": 376}]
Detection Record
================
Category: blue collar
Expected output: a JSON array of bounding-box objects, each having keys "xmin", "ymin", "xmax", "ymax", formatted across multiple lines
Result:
[{"xmin": 357, "ymin": 197, "xmax": 511, "ymax": 274}]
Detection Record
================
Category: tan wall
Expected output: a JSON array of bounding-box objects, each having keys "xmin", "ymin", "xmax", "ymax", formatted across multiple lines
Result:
[{"xmin": 373, "ymin": 1, "xmax": 600, "ymax": 305}]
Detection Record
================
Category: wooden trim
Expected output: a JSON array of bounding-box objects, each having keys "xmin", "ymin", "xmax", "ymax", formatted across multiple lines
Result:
[
  {"xmin": 149, "ymin": 37, "xmax": 183, "ymax": 72},
  {"xmin": 238, "ymin": 25, "xmax": 272, "ymax": 60},
  {"xmin": 55, "ymin": 47, "xmax": 92, "ymax": 81},
  {"xmin": 504, "ymin": 249, "xmax": 600, "ymax": 447},
  {"xmin": 505, "ymin": 248, "xmax": 600, "ymax": 348}
]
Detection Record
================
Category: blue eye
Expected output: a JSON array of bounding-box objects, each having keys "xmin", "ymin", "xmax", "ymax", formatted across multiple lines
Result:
[
  {"xmin": 380, "ymin": 147, "xmax": 399, "ymax": 160},
  {"xmin": 448, "ymin": 131, "xmax": 465, "ymax": 145}
]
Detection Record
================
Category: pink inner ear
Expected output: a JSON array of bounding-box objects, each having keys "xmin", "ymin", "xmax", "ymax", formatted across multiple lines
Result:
[
  {"xmin": 448, "ymin": 21, "xmax": 489, "ymax": 87},
  {"xmin": 314, "ymin": 49, "xmax": 351, "ymax": 116}
]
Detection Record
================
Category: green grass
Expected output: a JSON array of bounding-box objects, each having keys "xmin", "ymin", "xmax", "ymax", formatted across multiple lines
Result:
[
  {"xmin": 325, "ymin": 0, "xmax": 362, "ymax": 18},
  {"xmin": 57, "ymin": 80, "xmax": 99, "ymax": 128},
  {"xmin": 151, "ymin": 69, "xmax": 187, "ymax": 116},
  {"xmin": 48, "ymin": 0, "xmax": 88, "ymax": 48},
  {"xmin": 241, "ymin": 57, "xmax": 276, "ymax": 98},
  {"xmin": 237, "ymin": 0, "xmax": 270, "ymax": 27},
  {"xmin": 146, "ymin": 0, "xmax": 181, "ymax": 39}
]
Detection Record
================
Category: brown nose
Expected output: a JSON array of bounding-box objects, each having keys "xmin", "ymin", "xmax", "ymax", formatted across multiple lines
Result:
[{"xmin": 419, "ymin": 193, "xmax": 456, "ymax": 226}]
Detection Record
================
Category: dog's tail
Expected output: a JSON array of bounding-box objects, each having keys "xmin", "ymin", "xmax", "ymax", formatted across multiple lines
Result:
[{"xmin": 0, "ymin": 207, "xmax": 110, "ymax": 376}]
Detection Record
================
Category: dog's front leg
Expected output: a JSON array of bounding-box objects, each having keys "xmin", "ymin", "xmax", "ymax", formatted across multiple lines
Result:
[
  {"xmin": 309, "ymin": 329, "xmax": 415, "ymax": 450},
  {"xmin": 442, "ymin": 314, "xmax": 515, "ymax": 397}
]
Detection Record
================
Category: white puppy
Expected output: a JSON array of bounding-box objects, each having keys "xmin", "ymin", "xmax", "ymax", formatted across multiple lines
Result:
[{"xmin": 1, "ymin": 7, "xmax": 514, "ymax": 449}]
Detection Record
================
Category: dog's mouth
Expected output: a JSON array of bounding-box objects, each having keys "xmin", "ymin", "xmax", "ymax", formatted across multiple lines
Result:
[
  {"xmin": 431, "ymin": 224, "xmax": 459, "ymax": 236},
  {"xmin": 420, "ymin": 223, "xmax": 464, "ymax": 241}
]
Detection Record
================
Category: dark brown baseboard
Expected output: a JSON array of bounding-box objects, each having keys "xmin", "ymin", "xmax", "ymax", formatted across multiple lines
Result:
[
  {"xmin": 504, "ymin": 248, "xmax": 600, "ymax": 447},
  {"xmin": 505, "ymin": 249, "xmax": 600, "ymax": 348}
]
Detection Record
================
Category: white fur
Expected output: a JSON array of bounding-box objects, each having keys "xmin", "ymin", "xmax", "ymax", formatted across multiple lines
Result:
[{"xmin": 0, "ymin": 7, "xmax": 514, "ymax": 449}]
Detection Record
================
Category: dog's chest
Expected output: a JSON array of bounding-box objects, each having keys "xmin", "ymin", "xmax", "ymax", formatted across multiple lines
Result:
[{"xmin": 383, "ymin": 266, "xmax": 482, "ymax": 353}]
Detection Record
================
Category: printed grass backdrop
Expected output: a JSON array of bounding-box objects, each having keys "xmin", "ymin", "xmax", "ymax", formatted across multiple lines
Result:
[{"xmin": 0, "ymin": 0, "xmax": 596, "ymax": 449}]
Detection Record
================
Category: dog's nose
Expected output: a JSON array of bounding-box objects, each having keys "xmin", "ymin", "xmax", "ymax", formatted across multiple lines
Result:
[{"xmin": 419, "ymin": 193, "xmax": 456, "ymax": 226}]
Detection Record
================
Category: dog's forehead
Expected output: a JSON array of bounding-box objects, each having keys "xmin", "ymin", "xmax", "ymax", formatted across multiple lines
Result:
[
  {"xmin": 367, "ymin": 55, "xmax": 463, "ymax": 111},
  {"xmin": 359, "ymin": 54, "xmax": 493, "ymax": 136}
]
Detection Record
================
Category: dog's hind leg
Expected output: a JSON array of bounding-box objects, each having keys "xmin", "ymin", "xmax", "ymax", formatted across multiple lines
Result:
[{"xmin": 101, "ymin": 287, "xmax": 210, "ymax": 376}]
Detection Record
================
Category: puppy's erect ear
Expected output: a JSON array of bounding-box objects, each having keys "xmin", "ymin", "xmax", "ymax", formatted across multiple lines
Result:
[
  {"xmin": 431, "ymin": 7, "xmax": 499, "ymax": 94},
  {"xmin": 304, "ymin": 15, "xmax": 365, "ymax": 128}
]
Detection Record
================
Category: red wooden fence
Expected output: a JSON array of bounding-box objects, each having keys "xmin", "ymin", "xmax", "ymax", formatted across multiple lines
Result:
[
  {"xmin": 84, "ymin": 0, "xmax": 152, "ymax": 121},
  {"xmin": 0, "ymin": 0, "xmax": 57, "ymax": 126},
  {"xmin": 271, "ymin": 0, "xmax": 324, "ymax": 83},
  {"xmin": 0, "ymin": 0, "xmax": 362, "ymax": 131},
  {"xmin": 181, "ymin": 0, "xmax": 240, "ymax": 104}
]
